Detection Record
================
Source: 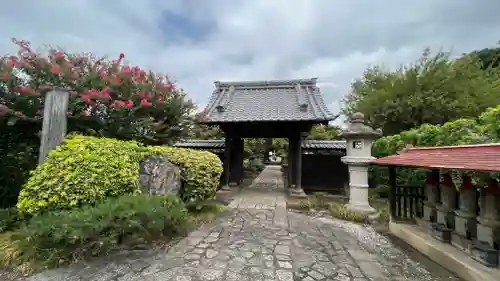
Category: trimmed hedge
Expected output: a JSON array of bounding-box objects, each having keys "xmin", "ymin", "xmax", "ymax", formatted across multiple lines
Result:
[
  {"xmin": 13, "ymin": 194, "xmax": 189, "ymax": 267},
  {"xmin": 17, "ymin": 135, "xmax": 223, "ymax": 215}
]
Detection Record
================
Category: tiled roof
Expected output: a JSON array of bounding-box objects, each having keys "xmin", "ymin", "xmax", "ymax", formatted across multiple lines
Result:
[
  {"xmin": 173, "ymin": 139, "xmax": 347, "ymax": 150},
  {"xmin": 371, "ymin": 143, "xmax": 500, "ymax": 172},
  {"xmin": 302, "ymin": 140, "xmax": 346, "ymax": 150},
  {"xmin": 201, "ymin": 78, "xmax": 337, "ymax": 123},
  {"xmin": 173, "ymin": 139, "xmax": 225, "ymax": 149}
]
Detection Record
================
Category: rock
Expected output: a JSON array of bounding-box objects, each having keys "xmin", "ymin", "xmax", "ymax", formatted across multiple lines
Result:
[{"xmin": 139, "ymin": 156, "xmax": 182, "ymax": 196}]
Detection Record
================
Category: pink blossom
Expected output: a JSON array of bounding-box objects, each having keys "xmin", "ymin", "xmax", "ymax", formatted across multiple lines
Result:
[
  {"xmin": 156, "ymin": 96, "xmax": 165, "ymax": 105},
  {"xmin": 2, "ymin": 72, "xmax": 9, "ymax": 81},
  {"xmin": 140, "ymin": 99, "xmax": 152, "ymax": 107},
  {"xmin": 121, "ymin": 65, "xmax": 131, "ymax": 73},
  {"xmin": 53, "ymin": 51, "xmax": 65, "ymax": 60},
  {"xmin": 125, "ymin": 99, "xmax": 134, "ymax": 109},
  {"xmin": 111, "ymin": 100, "xmax": 127, "ymax": 109},
  {"xmin": 51, "ymin": 63, "xmax": 61, "ymax": 75}
]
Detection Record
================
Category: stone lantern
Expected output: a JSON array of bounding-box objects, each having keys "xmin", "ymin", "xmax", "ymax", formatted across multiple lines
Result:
[{"xmin": 341, "ymin": 112, "xmax": 381, "ymax": 214}]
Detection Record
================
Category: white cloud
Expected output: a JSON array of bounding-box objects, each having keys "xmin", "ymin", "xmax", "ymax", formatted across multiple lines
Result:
[{"xmin": 1, "ymin": 0, "xmax": 499, "ymax": 125}]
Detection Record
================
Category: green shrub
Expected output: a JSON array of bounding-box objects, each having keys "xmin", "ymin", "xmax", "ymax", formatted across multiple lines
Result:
[
  {"xmin": 17, "ymin": 135, "xmax": 144, "ymax": 214},
  {"xmin": 14, "ymin": 194, "xmax": 189, "ymax": 267},
  {"xmin": 0, "ymin": 207, "xmax": 27, "ymax": 233},
  {"xmin": 17, "ymin": 135, "xmax": 223, "ymax": 215}
]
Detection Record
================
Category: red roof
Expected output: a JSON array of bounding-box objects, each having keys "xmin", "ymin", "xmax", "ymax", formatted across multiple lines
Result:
[{"xmin": 371, "ymin": 143, "xmax": 500, "ymax": 172}]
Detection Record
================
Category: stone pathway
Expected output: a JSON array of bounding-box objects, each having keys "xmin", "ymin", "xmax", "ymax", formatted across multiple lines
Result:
[{"xmin": 16, "ymin": 166, "xmax": 459, "ymax": 281}]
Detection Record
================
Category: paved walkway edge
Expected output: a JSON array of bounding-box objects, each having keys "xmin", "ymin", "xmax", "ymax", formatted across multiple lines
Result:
[{"xmin": 389, "ymin": 221, "xmax": 500, "ymax": 281}]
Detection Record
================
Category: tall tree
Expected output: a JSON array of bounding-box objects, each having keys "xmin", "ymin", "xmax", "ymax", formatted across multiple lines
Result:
[{"xmin": 342, "ymin": 48, "xmax": 500, "ymax": 135}]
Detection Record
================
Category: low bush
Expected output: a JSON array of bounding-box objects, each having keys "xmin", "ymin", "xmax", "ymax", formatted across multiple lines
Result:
[
  {"xmin": 12, "ymin": 194, "xmax": 189, "ymax": 268},
  {"xmin": 17, "ymin": 135, "xmax": 223, "ymax": 215},
  {"xmin": 0, "ymin": 208, "xmax": 26, "ymax": 233}
]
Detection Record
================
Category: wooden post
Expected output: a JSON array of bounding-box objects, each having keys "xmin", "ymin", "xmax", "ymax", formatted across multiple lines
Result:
[
  {"xmin": 287, "ymin": 139, "xmax": 295, "ymax": 188},
  {"xmin": 229, "ymin": 137, "xmax": 243, "ymax": 185},
  {"xmin": 389, "ymin": 166, "xmax": 397, "ymax": 219},
  {"xmin": 432, "ymin": 169, "xmax": 441, "ymax": 204},
  {"xmin": 236, "ymin": 138, "xmax": 244, "ymax": 184},
  {"xmin": 38, "ymin": 89, "xmax": 70, "ymax": 165},
  {"xmin": 221, "ymin": 136, "xmax": 232, "ymax": 190},
  {"xmin": 294, "ymin": 136, "xmax": 303, "ymax": 191}
]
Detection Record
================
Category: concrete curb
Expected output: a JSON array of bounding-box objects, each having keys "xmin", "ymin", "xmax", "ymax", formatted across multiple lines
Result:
[{"xmin": 389, "ymin": 221, "xmax": 500, "ymax": 281}]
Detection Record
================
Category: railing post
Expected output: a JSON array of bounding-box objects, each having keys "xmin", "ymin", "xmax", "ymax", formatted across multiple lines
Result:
[
  {"xmin": 38, "ymin": 88, "xmax": 70, "ymax": 165},
  {"xmin": 389, "ymin": 166, "xmax": 397, "ymax": 219}
]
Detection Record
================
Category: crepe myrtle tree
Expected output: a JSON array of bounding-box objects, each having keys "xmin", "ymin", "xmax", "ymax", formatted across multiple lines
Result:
[{"xmin": 0, "ymin": 38, "xmax": 195, "ymax": 145}]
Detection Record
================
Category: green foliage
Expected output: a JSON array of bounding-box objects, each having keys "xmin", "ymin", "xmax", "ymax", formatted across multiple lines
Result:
[
  {"xmin": 13, "ymin": 194, "xmax": 189, "ymax": 267},
  {"xmin": 188, "ymin": 122, "xmax": 224, "ymax": 140},
  {"xmin": 468, "ymin": 47, "xmax": 500, "ymax": 69},
  {"xmin": 0, "ymin": 207, "xmax": 26, "ymax": 233},
  {"xmin": 328, "ymin": 204, "xmax": 369, "ymax": 224},
  {"xmin": 308, "ymin": 124, "xmax": 342, "ymax": 140},
  {"xmin": 371, "ymin": 114, "xmax": 498, "ymax": 187},
  {"xmin": 17, "ymin": 135, "xmax": 223, "ymax": 215},
  {"xmin": 17, "ymin": 135, "xmax": 144, "ymax": 214},
  {"xmin": 479, "ymin": 104, "xmax": 500, "ymax": 141},
  {"xmin": 343, "ymin": 48, "xmax": 500, "ymax": 135}
]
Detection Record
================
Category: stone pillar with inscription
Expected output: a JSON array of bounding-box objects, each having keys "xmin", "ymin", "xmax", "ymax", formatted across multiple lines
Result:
[
  {"xmin": 423, "ymin": 172, "xmax": 438, "ymax": 223},
  {"xmin": 436, "ymin": 173, "xmax": 457, "ymax": 229},
  {"xmin": 472, "ymin": 179, "xmax": 500, "ymax": 267},
  {"xmin": 341, "ymin": 112, "xmax": 381, "ymax": 215},
  {"xmin": 452, "ymin": 175, "xmax": 477, "ymax": 251}
]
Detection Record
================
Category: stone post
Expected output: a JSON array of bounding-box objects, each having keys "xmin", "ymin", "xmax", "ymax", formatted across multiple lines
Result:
[
  {"xmin": 38, "ymin": 88, "xmax": 70, "ymax": 165},
  {"xmin": 472, "ymin": 179, "xmax": 500, "ymax": 267},
  {"xmin": 452, "ymin": 175, "xmax": 477, "ymax": 251},
  {"xmin": 423, "ymin": 172, "xmax": 439, "ymax": 223},
  {"xmin": 341, "ymin": 112, "xmax": 381, "ymax": 215},
  {"xmin": 477, "ymin": 179, "xmax": 500, "ymax": 248},
  {"xmin": 436, "ymin": 173, "xmax": 457, "ymax": 229}
]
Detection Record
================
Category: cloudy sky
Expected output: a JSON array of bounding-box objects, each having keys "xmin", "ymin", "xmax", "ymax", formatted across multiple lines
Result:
[{"xmin": 1, "ymin": 0, "xmax": 499, "ymax": 122}]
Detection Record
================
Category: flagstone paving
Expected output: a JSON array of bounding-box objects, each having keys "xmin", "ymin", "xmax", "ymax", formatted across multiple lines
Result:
[{"xmin": 17, "ymin": 165, "xmax": 459, "ymax": 281}]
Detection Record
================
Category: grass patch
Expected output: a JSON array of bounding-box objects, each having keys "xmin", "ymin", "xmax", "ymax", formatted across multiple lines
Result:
[
  {"xmin": 293, "ymin": 192, "xmax": 390, "ymax": 225},
  {"xmin": 186, "ymin": 200, "xmax": 225, "ymax": 228},
  {"xmin": 0, "ymin": 196, "xmax": 224, "ymax": 276}
]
